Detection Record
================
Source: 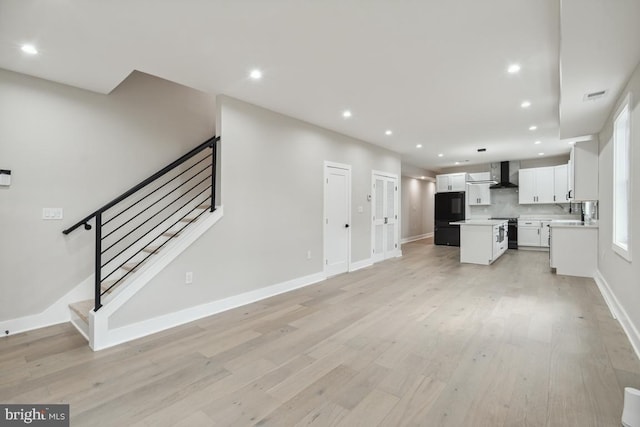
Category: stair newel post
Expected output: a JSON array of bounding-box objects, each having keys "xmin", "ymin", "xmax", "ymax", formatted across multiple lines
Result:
[
  {"xmin": 94, "ymin": 212, "xmax": 103, "ymax": 312},
  {"xmin": 210, "ymin": 140, "xmax": 216, "ymax": 212}
]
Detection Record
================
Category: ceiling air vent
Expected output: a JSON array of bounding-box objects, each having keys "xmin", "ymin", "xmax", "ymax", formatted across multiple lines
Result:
[{"xmin": 583, "ymin": 90, "xmax": 607, "ymax": 101}]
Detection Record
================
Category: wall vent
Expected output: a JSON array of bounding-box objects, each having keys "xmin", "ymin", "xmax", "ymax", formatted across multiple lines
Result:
[{"xmin": 583, "ymin": 90, "xmax": 607, "ymax": 101}]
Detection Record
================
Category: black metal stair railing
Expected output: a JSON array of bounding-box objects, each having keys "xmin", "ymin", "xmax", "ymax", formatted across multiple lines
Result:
[{"xmin": 63, "ymin": 136, "xmax": 219, "ymax": 312}]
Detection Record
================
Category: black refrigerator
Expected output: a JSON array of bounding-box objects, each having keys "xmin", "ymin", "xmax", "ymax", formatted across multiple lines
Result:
[{"xmin": 434, "ymin": 191, "xmax": 465, "ymax": 246}]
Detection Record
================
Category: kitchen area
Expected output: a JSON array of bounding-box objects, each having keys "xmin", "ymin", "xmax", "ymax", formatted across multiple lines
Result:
[{"xmin": 435, "ymin": 138, "xmax": 599, "ymax": 277}]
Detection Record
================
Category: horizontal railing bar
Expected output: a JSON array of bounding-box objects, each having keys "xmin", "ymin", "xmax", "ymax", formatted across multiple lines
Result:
[
  {"xmin": 100, "ymin": 174, "xmax": 212, "ymax": 259},
  {"xmin": 103, "ymin": 154, "xmax": 211, "ymax": 227},
  {"xmin": 101, "ymin": 204, "xmax": 210, "ymax": 296},
  {"xmin": 101, "ymin": 162, "xmax": 212, "ymax": 240},
  {"xmin": 100, "ymin": 186, "xmax": 211, "ymax": 274},
  {"xmin": 62, "ymin": 136, "xmax": 218, "ymax": 235}
]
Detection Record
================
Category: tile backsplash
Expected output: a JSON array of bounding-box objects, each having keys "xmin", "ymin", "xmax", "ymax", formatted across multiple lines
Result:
[{"xmin": 468, "ymin": 188, "xmax": 574, "ymax": 218}]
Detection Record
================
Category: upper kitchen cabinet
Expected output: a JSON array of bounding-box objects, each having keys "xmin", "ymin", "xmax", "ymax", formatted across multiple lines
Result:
[
  {"xmin": 568, "ymin": 138, "xmax": 599, "ymax": 201},
  {"xmin": 436, "ymin": 173, "xmax": 467, "ymax": 193},
  {"xmin": 467, "ymin": 172, "xmax": 491, "ymax": 205},
  {"xmin": 519, "ymin": 167, "xmax": 554, "ymax": 204},
  {"xmin": 553, "ymin": 164, "xmax": 569, "ymax": 203}
]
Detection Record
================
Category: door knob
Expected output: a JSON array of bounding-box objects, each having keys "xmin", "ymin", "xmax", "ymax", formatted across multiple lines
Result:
[{"xmin": 345, "ymin": 224, "xmax": 350, "ymax": 228}]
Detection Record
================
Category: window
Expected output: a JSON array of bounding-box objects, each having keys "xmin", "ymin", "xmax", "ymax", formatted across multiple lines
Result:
[{"xmin": 613, "ymin": 93, "xmax": 632, "ymax": 261}]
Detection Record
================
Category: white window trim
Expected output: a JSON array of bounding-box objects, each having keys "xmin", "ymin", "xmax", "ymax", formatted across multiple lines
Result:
[{"xmin": 612, "ymin": 93, "xmax": 632, "ymax": 262}]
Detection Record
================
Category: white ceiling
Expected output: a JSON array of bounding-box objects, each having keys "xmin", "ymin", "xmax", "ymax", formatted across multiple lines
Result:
[
  {"xmin": 1, "ymin": 1, "xmax": 638, "ymax": 171},
  {"xmin": 559, "ymin": 0, "xmax": 640, "ymax": 139}
]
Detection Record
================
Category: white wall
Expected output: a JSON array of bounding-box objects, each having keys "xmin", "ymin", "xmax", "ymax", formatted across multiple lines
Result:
[
  {"xmin": 0, "ymin": 69, "xmax": 216, "ymax": 321},
  {"xmin": 401, "ymin": 176, "xmax": 434, "ymax": 240},
  {"xmin": 597, "ymin": 61, "xmax": 640, "ymax": 336},
  {"xmin": 109, "ymin": 96, "xmax": 401, "ymax": 327}
]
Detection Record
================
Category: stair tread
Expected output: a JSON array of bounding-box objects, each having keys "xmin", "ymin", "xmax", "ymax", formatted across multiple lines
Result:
[
  {"xmin": 101, "ymin": 279, "xmax": 119, "ymax": 293},
  {"xmin": 69, "ymin": 300, "xmax": 93, "ymax": 323},
  {"xmin": 162, "ymin": 231, "xmax": 180, "ymax": 238},
  {"xmin": 197, "ymin": 204, "xmax": 211, "ymax": 210},
  {"xmin": 180, "ymin": 216, "xmax": 199, "ymax": 223},
  {"xmin": 142, "ymin": 245, "xmax": 163, "ymax": 254},
  {"xmin": 121, "ymin": 263, "xmax": 140, "ymax": 272}
]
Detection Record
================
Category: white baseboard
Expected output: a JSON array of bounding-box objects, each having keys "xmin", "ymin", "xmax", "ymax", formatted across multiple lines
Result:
[
  {"xmin": 400, "ymin": 233, "xmax": 433, "ymax": 244},
  {"xmin": 0, "ymin": 275, "xmax": 93, "ymax": 337},
  {"xmin": 93, "ymin": 271, "xmax": 327, "ymax": 350},
  {"xmin": 517, "ymin": 246, "xmax": 549, "ymax": 252},
  {"xmin": 594, "ymin": 270, "xmax": 640, "ymax": 361},
  {"xmin": 349, "ymin": 258, "xmax": 373, "ymax": 272}
]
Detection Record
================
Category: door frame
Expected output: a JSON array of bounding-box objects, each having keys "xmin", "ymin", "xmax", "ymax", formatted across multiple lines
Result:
[
  {"xmin": 371, "ymin": 170, "xmax": 400, "ymax": 263},
  {"xmin": 324, "ymin": 161, "xmax": 352, "ymax": 276}
]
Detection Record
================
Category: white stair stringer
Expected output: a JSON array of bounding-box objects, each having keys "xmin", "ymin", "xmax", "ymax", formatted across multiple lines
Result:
[{"xmin": 87, "ymin": 206, "xmax": 224, "ymax": 350}]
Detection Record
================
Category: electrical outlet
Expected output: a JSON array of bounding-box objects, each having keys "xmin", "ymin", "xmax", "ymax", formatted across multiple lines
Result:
[
  {"xmin": 307, "ymin": 250, "xmax": 312, "ymax": 260},
  {"xmin": 185, "ymin": 272, "xmax": 193, "ymax": 284}
]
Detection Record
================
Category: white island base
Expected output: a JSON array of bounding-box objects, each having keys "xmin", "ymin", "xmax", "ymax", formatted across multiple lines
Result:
[{"xmin": 450, "ymin": 220, "xmax": 509, "ymax": 265}]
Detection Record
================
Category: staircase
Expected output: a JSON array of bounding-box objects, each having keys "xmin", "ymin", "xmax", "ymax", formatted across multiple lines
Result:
[{"xmin": 63, "ymin": 136, "xmax": 220, "ymax": 348}]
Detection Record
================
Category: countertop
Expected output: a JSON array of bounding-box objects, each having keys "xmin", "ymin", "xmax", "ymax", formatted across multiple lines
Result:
[
  {"xmin": 549, "ymin": 220, "xmax": 599, "ymax": 229},
  {"xmin": 449, "ymin": 219, "xmax": 509, "ymax": 226}
]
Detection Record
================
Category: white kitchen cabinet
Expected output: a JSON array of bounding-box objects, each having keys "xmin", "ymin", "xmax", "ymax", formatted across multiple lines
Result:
[
  {"xmin": 540, "ymin": 221, "xmax": 551, "ymax": 248},
  {"xmin": 536, "ymin": 167, "xmax": 555, "ymax": 203},
  {"xmin": 568, "ymin": 139, "xmax": 599, "ymax": 201},
  {"xmin": 518, "ymin": 168, "xmax": 535, "ymax": 204},
  {"xmin": 467, "ymin": 172, "xmax": 491, "ymax": 205},
  {"xmin": 518, "ymin": 221, "xmax": 541, "ymax": 246},
  {"xmin": 550, "ymin": 225, "xmax": 598, "ymax": 277},
  {"xmin": 553, "ymin": 164, "xmax": 569, "ymax": 203},
  {"xmin": 458, "ymin": 220, "xmax": 508, "ymax": 265},
  {"xmin": 436, "ymin": 173, "xmax": 467, "ymax": 193},
  {"xmin": 518, "ymin": 167, "xmax": 554, "ymax": 204}
]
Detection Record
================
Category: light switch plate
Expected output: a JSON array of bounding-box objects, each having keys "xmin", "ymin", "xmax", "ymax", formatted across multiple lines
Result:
[{"xmin": 42, "ymin": 208, "xmax": 63, "ymax": 220}]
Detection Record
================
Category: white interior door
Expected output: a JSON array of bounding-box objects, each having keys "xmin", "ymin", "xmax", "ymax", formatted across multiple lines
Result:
[
  {"xmin": 324, "ymin": 163, "xmax": 351, "ymax": 276},
  {"xmin": 372, "ymin": 172, "xmax": 399, "ymax": 263}
]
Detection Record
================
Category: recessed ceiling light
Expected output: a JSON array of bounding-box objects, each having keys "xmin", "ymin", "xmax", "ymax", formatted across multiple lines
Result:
[
  {"xmin": 21, "ymin": 44, "xmax": 38, "ymax": 55},
  {"xmin": 529, "ymin": 125, "xmax": 537, "ymax": 131},
  {"xmin": 249, "ymin": 69, "xmax": 262, "ymax": 80},
  {"xmin": 521, "ymin": 101, "xmax": 531, "ymax": 108},
  {"xmin": 385, "ymin": 130, "xmax": 392, "ymax": 136},
  {"xmin": 534, "ymin": 140, "xmax": 541, "ymax": 145},
  {"xmin": 342, "ymin": 110, "xmax": 352, "ymax": 118},
  {"xmin": 438, "ymin": 153, "xmax": 444, "ymax": 157},
  {"xmin": 416, "ymin": 144, "xmax": 422, "ymax": 148},
  {"xmin": 420, "ymin": 176, "xmax": 426, "ymax": 180},
  {"xmin": 568, "ymin": 141, "xmax": 576, "ymax": 145},
  {"xmin": 455, "ymin": 162, "xmax": 460, "ymax": 165},
  {"xmin": 507, "ymin": 64, "xmax": 521, "ymax": 74},
  {"xmin": 538, "ymin": 152, "xmax": 545, "ymax": 156}
]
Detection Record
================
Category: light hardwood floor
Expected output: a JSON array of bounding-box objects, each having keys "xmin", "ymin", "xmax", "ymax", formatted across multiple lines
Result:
[{"xmin": 2, "ymin": 239, "xmax": 640, "ymax": 426}]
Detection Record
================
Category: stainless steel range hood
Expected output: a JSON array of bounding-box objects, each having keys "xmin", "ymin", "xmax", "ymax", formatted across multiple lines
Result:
[{"xmin": 490, "ymin": 161, "xmax": 519, "ymax": 189}]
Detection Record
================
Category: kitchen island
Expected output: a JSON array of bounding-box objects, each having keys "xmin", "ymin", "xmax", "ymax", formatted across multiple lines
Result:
[
  {"xmin": 450, "ymin": 220, "xmax": 509, "ymax": 265},
  {"xmin": 549, "ymin": 221, "xmax": 598, "ymax": 277}
]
